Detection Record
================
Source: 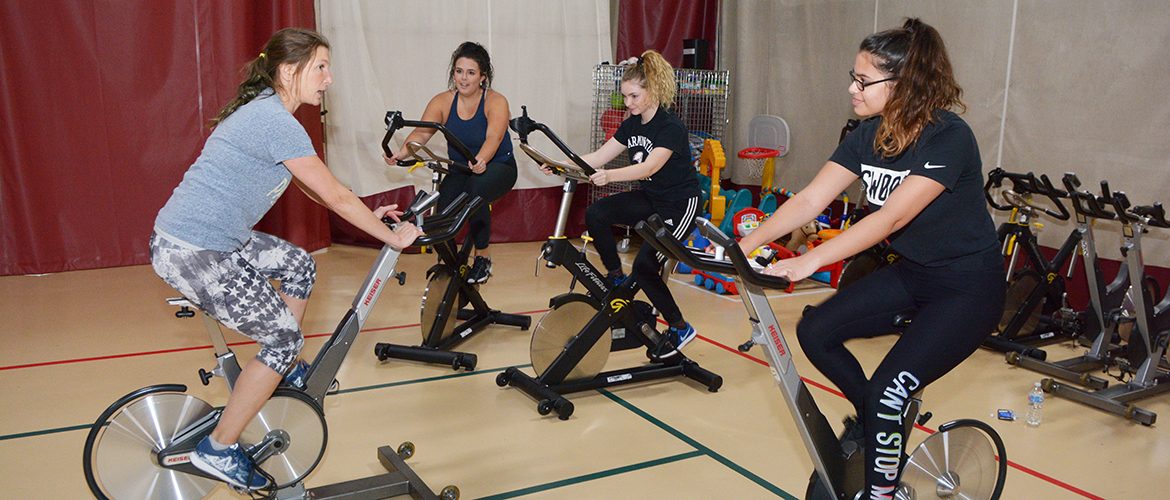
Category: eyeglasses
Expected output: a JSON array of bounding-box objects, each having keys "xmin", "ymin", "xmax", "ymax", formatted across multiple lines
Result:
[{"xmin": 849, "ymin": 70, "xmax": 897, "ymax": 91}]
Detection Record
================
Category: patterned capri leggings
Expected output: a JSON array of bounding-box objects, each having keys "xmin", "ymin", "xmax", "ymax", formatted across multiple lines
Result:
[{"xmin": 150, "ymin": 231, "xmax": 315, "ymax": 374}]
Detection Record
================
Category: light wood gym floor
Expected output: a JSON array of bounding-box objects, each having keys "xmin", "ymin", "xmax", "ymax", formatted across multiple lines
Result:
[{"xmin": 2, "ymin": 240, "xmax": 1168, "ymax": 499}]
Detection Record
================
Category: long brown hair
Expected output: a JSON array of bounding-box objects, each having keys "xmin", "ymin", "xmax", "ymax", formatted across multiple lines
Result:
[
  {"xmin": 862, "ymin": 18, "xmax": 965, "ymax": 157},
  {"xmin": 210, "ymin": 28, "xmax": 330, "ymax": 127},
  {"xmin": 622, "ymin": 50, "xmax": 677, "ymax": 109}
]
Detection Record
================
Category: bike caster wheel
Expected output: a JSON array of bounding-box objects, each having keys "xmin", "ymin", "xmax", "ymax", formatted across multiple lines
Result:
[
  {"xmin": 1041, "ymin": 378, "xmax": 1056, "ymax": 392},
  {"xmin": 440, "ymin": 485, "xmax": 460, "ymax": 500},
  {"xmin": 495, "ymin": 371, "xmax": 511, "ymax": 387},
  {"xmin": 537, "ymin": 400, "xmax": 554, "ymax": 416},
  {"xmin": 1005, "ymin": 351, "xmax": 1020, "ymax": 365},
  {"xmin": 397, "ymin": 441, "xmax": 415, "ymax": 460}
]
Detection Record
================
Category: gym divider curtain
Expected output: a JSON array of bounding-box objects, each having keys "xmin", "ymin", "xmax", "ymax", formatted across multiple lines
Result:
[
  {"xmin": 0, "ymin": 0, "xmax": 328, "ymax": 276},
  {"xmin": 616, "ymin": 0, "xmax": 719, "ymax": 68}
]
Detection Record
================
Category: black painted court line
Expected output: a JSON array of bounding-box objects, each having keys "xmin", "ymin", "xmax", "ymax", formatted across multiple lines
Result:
[
  {"xmin": 599, "ymin": 389, "xmax": 797, "ymax": 499},
  {"xmin": 475, "ymin": 450, "xmax": 705, "ymax": 500}
]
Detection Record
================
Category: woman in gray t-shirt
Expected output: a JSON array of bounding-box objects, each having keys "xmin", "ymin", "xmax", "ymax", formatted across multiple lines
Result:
[{"xmin": 150, "ymin": 28, "xmax": 422, "ymax": 491}]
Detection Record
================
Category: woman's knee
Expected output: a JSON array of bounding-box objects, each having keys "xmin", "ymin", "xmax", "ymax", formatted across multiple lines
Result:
[
  {"xmin": 281, "ymin": 248, "xmax": 316, "ymax": 300},
  {"xmin": 796, "ymin": 308, "xmax": 837, "ymax": 354}
]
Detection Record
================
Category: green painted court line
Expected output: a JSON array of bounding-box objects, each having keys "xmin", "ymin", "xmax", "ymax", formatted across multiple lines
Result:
[
  {"xmin": 476, "ymin": 450, "xmax": 704, "ymax": 500},
  {"xmin": 599, "ymin": 389, "xmax": 797, "ymax": 499},
  {"xmin": 0, "ymin": 364, "xmax": 532, "ymax": 442},
  {"xmin": 0, "ymin": 424, "xmax": 92, "ymax": 442}
]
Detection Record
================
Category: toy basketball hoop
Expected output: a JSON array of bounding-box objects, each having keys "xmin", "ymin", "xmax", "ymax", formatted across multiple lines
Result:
[{"xmin": 738, "ymin": 147, "xmax": 783, "ymax": 183}]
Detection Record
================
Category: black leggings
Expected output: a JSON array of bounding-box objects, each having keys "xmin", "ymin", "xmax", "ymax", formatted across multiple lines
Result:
[
  {"xmin": 585, "ymin": 190, "xmax": 699, "ymax": 325},
  {"xmin": 795, "ymin": 250, "xmax": 1004, "ymax": 497},
  {"xmin": 438, "ymin": 159, "xmax": 518, "ymax": 250}
]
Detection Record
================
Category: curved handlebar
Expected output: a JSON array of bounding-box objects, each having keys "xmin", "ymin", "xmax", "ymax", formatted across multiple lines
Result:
[
  {"xmin": 415, "ymin": 195, "xmax": 485, "ymax": 246},
  {"xmin": 1060, "ymin": 172, "xmax": 1114, "ymax": 220},
  {"xmin": 383, "ymin": 190, "xmax": 442, "ymax": 226},
  {"xmin": 383, "ymin": 111, "xmax": 475, "ymax": 175},
  {"xmin": 509, "ymin": 106, "xmax": 597, "ymax": 177},
  {"xmin": 634, "ymin": 215, "xmax": 791, "ymax": 291},
  {"xmin": 984, "ymin": 168, "xmax": 1070, "ymax": 220}
]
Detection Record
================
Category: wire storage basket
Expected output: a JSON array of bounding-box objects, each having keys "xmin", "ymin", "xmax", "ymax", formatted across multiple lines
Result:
[{"xmin": 588, "ymin": 64, "xmax": 730, "ymax": 202}]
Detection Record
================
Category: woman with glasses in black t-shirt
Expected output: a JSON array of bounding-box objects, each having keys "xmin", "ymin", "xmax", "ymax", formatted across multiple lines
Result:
[{"xmin": 738, "ymin": 18, "xmax": 1005, "ymax": 497}]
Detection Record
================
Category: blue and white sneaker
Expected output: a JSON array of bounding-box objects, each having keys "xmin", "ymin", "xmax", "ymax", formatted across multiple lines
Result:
[
  {"xmin": 190, "ymin": 436, "xmax": 269, "ymax": 491},
  {"xmin": 652, "ymin": 322, "xmax": 697, "ymax": 359},
  {"xmin": 283, "ymin": 359, "xmax": 310, "ymax": 389}
]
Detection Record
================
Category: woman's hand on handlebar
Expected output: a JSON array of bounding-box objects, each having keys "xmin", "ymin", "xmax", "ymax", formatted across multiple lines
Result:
[
  {"xmin": 388, "ymin": 222, "xmax": 424, "ymax": 249},
  {"xmin": 469, "ymin": 157, "xmax": 487, "ymax": 175},
  {"xmin": 762, "ymin": 253, "xmax": 818, "ymax": 282},
  {"xmin": 589, "ymin": 169, "xmax": 610, "ymax": 186},
  {"xmin": 373, "ymin": 204, "xmax": 404, "ymax": 223},
  {"xmin": 538, "ymin": 163, "xmax": 556, "ymax": 175}
]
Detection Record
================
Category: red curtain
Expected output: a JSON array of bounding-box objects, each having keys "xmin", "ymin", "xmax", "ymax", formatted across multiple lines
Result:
[
  {"xmin": 616, "ymin": 0, "xmax": 719, "ymax": 68},
  {"xmin": 0, "ymin": 0, "xmax": 326, "ymax": 276}
]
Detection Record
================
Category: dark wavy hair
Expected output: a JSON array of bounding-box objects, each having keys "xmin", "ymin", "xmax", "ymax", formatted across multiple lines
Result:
[
  {"xmin": 447, "ymin": 41, "xmax": 494, "ymax": 90},
  {"xmin": 861, "ymin": 18, "xmax": 966, "ymax": 157},
  {"xmin": 210, "ymin": 28, "xmax": 330, "ymax": 127}
]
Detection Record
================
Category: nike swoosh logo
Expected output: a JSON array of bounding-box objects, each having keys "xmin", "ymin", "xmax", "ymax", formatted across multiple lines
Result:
[{"xmin": 924, "ymin": 162, "xmax": 946, "ymax": 169}]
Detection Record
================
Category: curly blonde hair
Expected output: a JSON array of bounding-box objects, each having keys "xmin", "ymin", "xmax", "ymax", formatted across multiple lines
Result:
[{"xmin": 622, "ymin": 50, "xmax": 676, "ymax": 108}]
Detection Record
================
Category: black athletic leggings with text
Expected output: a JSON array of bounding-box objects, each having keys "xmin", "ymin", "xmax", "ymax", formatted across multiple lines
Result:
[
  {"xmin": 585, "ymin": 190, "xmax": 699, "ymax": 325},
  {"xmin": 796, "ymin": 248, "xmax": 1004, "ymax": 498},
  {"xmin": 438, "ymin": 158, "xmax": 518, "ymax": 250}
]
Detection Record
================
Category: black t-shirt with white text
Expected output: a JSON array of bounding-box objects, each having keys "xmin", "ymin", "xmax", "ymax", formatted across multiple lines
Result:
[
  {"xmin": 613, "ymin": 107, "xmax": 700, "ymax": 202},
  {"xmin": 829, "ymin": 110, "xmax": 998, "ymax": 267}
]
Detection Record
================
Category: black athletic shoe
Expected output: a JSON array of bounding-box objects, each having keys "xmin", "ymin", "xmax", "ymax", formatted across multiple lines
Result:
[
  {"xmin": 467, "ymin": 256, "xmax": 492, "ymax": 284},
  {"xmin": 840, "ymin": 415, "xmax": 865, "ymax": 459}
]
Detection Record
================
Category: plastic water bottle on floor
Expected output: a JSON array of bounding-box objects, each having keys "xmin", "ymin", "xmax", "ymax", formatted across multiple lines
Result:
[{"xmin": 1026, "ymin": 382, "xmax": 1044, "ymax": 426}]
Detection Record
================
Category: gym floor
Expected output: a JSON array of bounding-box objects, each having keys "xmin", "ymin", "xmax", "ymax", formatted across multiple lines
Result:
[{"xmin": 2, "ymin": 240, "xmax": 1167, "ymax": 499}]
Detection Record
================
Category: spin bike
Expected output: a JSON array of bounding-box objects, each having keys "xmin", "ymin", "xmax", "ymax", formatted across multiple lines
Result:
[
  {"xmin": 1043, "ymin": 189, "xmax": 1170, "ymax": 425},
  {"xmin": 1006, "ymin": 173, "xmax": 1131, "ymax": 390},
  {"xmin": 373, "ymin": 111, "xmax": 531, "ymax": 370},
  {"xmin": 637, "ymin": 215, "xmax": 1008, "ymax": 500},
  {"xmin": 82, "ymin": 192, "xmax": 470, "ymax": 499},
  {"xmin": 493, "ymin": 107, "xmax": 723, "ymax": 420},
  {"xmin": 983, "ymin": 169, "xmax": 1080, "ymax": 358}
]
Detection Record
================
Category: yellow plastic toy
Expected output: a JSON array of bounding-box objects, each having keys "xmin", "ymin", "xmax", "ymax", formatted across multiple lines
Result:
[{"xmin": 699, "ymin": 139, "xmax": 727, "ymax": 226}]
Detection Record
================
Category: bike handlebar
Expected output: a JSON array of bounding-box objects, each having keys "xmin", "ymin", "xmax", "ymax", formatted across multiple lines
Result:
[
  {"xmin": 415, "ymin": 194, "xmax": 485, "ymax": 246},
  {"xmin": 984, "ymin": 168, "xmax": 1070, "ymax": 220},
  {"xmin": 634, "ymin": 215, "xmax": 791, "ymax": 291},
  {"xmin": 382, "ymin": 111, "xmax": 476, "ymax": 175},
  {"xmin": 1061, "ymin": 172, "xmax": 1115, "ymax": 220},
  {"xmin": 509, "ymin": 106, "xmax": 597, "ymax": 178}
]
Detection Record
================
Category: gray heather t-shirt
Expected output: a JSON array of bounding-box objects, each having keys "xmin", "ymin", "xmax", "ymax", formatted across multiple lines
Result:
[{"xmin": 155, "ymin": 88, "xmax": 317, "ymax": 251}]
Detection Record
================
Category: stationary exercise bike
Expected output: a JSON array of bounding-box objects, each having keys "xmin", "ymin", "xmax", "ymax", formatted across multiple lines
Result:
[
  {"xmin": 82, "ymin": 192, "xmax": 470, "ymax": 499},
  {"xmin": 983, "ymin": 169, "xmax": 1081, "ymax": 358},
  {"xmin": 637, "ymin": 215, "xmax": 1008, "ymax": 500},
  {"xmin": 373, "ymin": 111, "xmax": 532, "ymax": 370},
  {"xmin": 1043, "ymin": 189, "xmax": 1170, "ymax": 425},
  {"xmin": 493, "ymin": 107, "xmax": 723, "ymax": 420},
  {"xmin": 1005, "ymin": 173, "xmax": 1132, "ymax": 390}
]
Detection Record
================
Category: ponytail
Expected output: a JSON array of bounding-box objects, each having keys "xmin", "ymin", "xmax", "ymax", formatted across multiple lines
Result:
[
  {"xmin": 210, "ymin": 28, "xmax": 330, "ymax": 127},
  {"xmin": 861, "ymin": 18, "xmax": 965, "ymax": 157},
  {"xmin": 622, "ymin": 50, "xmax": 677, "ymax": 109}
]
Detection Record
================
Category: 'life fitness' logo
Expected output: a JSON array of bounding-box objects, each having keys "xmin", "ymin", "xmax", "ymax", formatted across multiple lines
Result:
[{"xmin": 362, "ymin": 278, "xmax": 383, "ymax": 307}]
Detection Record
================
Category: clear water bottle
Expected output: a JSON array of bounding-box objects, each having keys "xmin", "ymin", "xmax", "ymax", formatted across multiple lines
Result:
[{"xmin": 1026, "ymin": 382, "xmax": 1044, "ymax": 426}]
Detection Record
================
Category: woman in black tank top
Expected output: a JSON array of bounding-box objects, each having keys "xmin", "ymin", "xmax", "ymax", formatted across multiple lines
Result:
[{"xmin": 385, "ymin": 41, "xmax": 517, "ymax": 284}]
